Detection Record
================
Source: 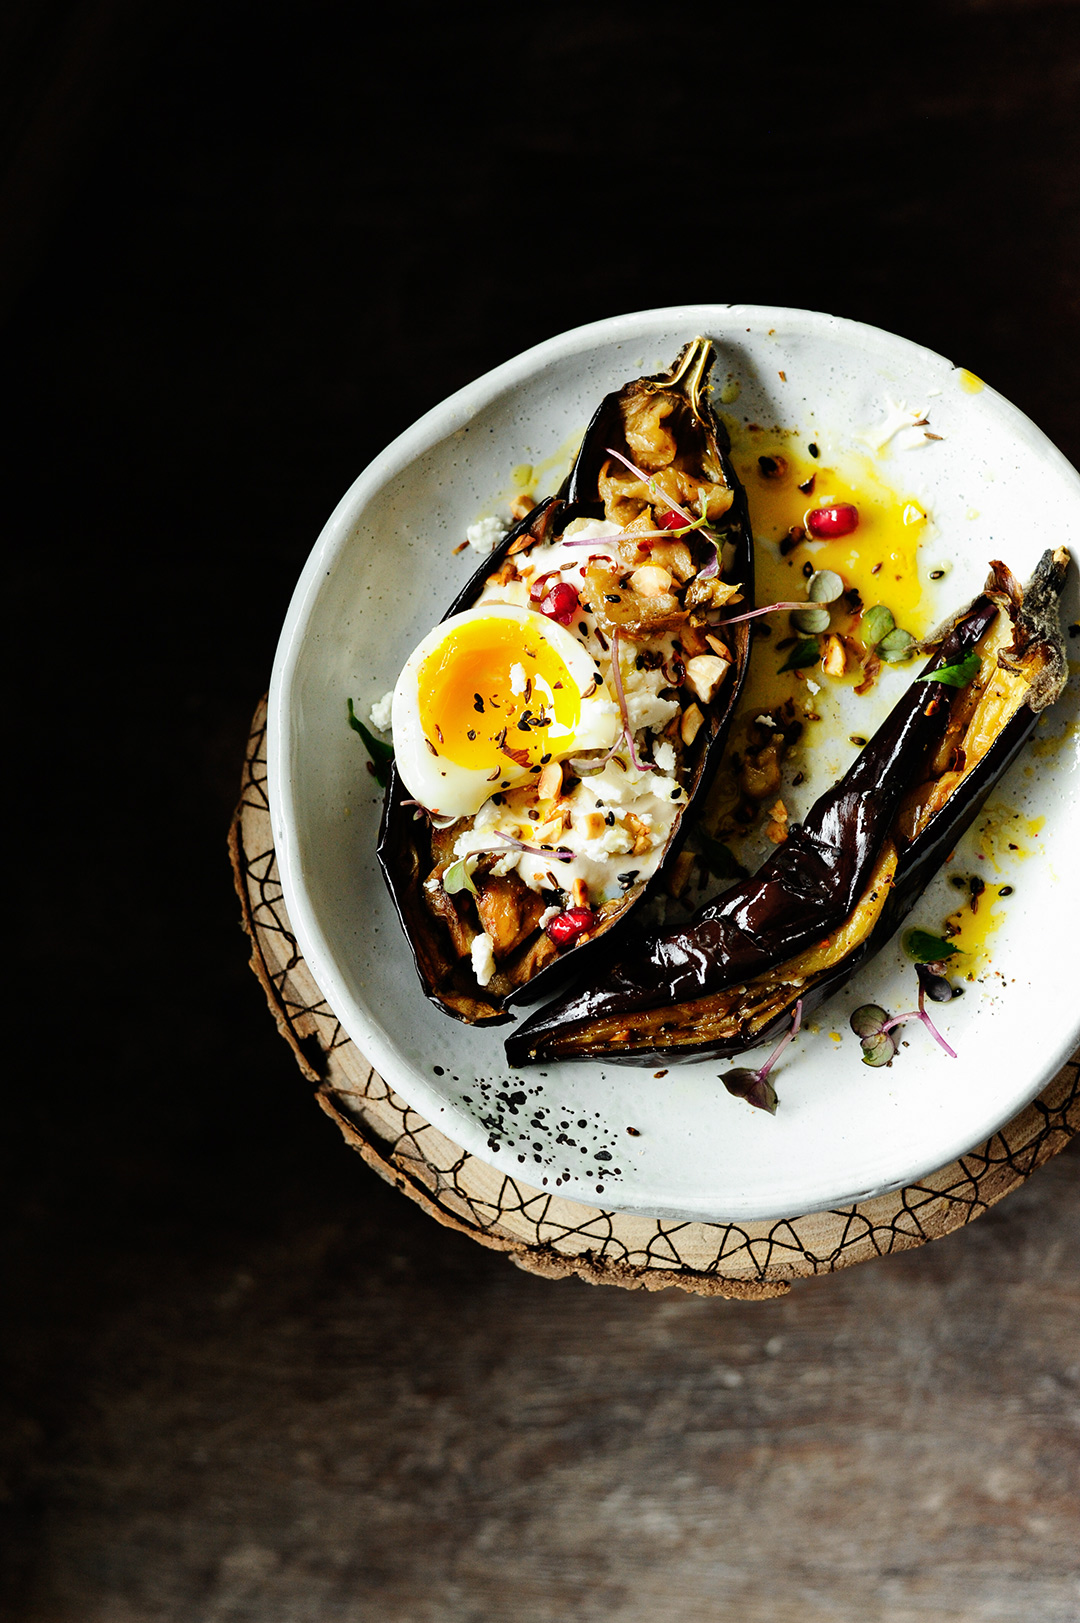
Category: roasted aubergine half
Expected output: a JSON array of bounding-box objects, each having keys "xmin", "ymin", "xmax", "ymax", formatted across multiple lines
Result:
[
  {"xmin": 377, "ymin": 337, "xmax": 755, "ymax": 1024},
  {"xmin": 505, "ymin": 548, "xmax": 1071, "ymax": 1065}
]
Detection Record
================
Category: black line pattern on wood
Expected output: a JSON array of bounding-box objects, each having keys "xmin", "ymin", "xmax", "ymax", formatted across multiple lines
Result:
[{"xmin": 234, "ymin": 702, "xmax": 1079, "ymax": 1291}]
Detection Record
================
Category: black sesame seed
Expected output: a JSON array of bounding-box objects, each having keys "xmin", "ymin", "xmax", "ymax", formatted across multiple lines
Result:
[{"xmin": 808, "ymin": 442, "xmax": 819, "ymax": 458}]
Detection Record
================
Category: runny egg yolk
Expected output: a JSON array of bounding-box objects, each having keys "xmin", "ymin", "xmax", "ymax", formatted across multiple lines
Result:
[{"xmin": 417, "ymin": 616, "xmax": 582, "ymax": 772}]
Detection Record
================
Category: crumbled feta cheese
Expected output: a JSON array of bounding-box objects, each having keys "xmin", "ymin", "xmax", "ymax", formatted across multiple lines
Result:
[
  {"xmin": 755, "ymin": 713, "xmax": 776, "ymax": 728},
  {"xmin": 369, "ymin": 691, "xmax": 394, "ymax": 732},
  {"xmin": 599, "ymin": 827, "xmax": 633, "ymax": 855},
  {"xmin": 471, "ymin": 932, "xmax": 496, "ymax": 987},
  {"xmin": 539, "ymin": 905, "xmax": 561, "ymax": 929},
  {"xmin": 804, "ymin": 678, "xmax": 821, "ymax": 695},
  {"xmin": 466, "ymin": 515, "xmax": 508, "ymax": 554},
  {"xmin": 653, "ymin": 740, "xmax": 676, "ymax": 773},
  {"xmin": 509, "ymin": 662, "xmax": 527, "ymax": 695},
  {"xmin": 626, "ymin": 689, "xmax": 680, "ymax": 732},
  {"xmin": 489, "ymin": 855, "xmax": 515, "ymax": 878}
]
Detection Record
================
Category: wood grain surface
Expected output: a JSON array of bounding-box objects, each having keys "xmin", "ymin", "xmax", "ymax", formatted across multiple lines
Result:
[{"xmin": 4, "ymin": 2, "xmax": 1079, "ymax": 1618}]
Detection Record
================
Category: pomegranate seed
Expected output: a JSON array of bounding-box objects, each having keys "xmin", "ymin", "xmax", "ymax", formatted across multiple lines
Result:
[
  {"xmin": 546, "ymin": 906, "xmax": 595, "ymax": 947},
  {"xmin": 540, "ymin": 581, "xmax": 580, "ymax": 625},
  {"xmin": 806, "ymin": 502, "xmax": 859, "ymax": 539},
  {"xmin": 656, "ymin": 509, "xmax": 687, "ymax": 531}
]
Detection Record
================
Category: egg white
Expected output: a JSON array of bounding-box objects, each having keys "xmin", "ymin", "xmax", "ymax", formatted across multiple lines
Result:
[{"xmin": 391, "ymin": 604, "xmax": 619, "ymax": 818}]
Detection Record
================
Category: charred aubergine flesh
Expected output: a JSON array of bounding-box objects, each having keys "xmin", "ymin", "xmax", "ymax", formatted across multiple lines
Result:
[
  {"xmin": 505, "ymin": 549, "xmax": 1070, "ymax": 1065},
  {"xmin": 377, "ymin": 338, "xmax": 755, "ymax": 1024}
]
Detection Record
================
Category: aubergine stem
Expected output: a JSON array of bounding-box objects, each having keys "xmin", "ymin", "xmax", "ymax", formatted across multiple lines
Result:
[
  {"xmin": 658, "ymin": 335, "xmax": 713, "ymax": 413},
  {"xmin": 505, "ymin": 595, "xmax": 1000, "ymax": 1065}
]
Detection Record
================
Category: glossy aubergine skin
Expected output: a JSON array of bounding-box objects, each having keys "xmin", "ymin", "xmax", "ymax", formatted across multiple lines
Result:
[
  {"xmin": 504, "ymin": 582, "xmax": 1030, "ymax": 1066},
  {"xmin": 376, "ymin": 341, "xmax": 756, "ymax": 1026}
]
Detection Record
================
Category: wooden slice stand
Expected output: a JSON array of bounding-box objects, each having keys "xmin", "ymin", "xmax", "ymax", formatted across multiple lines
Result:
[{"xmin": 231, "ymin": 700, "xmax": 1079, "ymax": 1300}]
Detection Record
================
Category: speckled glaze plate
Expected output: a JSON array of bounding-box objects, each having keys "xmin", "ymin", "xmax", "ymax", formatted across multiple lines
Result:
[{"xmin": 268, "ymin": 305, "xmax": 1080, "ymax": 1222}]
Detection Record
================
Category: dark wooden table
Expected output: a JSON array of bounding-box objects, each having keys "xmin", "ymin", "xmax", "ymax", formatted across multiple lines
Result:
[{"xmin": 4, "ymin": 4, "xmax": 1078, "ymax": 1617}]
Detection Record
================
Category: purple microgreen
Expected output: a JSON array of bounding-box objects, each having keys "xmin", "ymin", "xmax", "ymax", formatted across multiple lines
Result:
[
  {"xmin": 850, "ymin": 1003, "xmax": 890, "ymax": 1039},
  {"xmin": 609, "ymin": 631, "xmax": 652, "ymax": 773},
  {"xmin": 494, "ymin": 834, "xmax": 575, "ymax": 862},
  {"xmin": 602, "ymin": 447, "xmax": 725, "ymax": 578},
  {"xmin": 604, "ymin": 446, "xmax": 697, "ymax": 526},
  {"xmin": 721, "ymin": 998, "xmax": 803, "ymax": 1115},
  {"xmin": 777, "ymin": 636, "xmax": 821, "ymax": 674},
  {"xmin": 883, "ymin": 995, "xmax": 958, "ymax": 1059},
  {"xmin": 721, "ymin": 600, "xmax": 807, "ymax": 627},
  {"xmin": 347, "ymin": 699, "xmax": 394, "ymax": 787},
  {"xmin": 915, "ymin": 962, "xmax": 957, "ymax": 1005},
  {"xmin": 720, "ymin": 1068, "xmax": 779, "ymax": 1114},
  {"xmin": 851, "ymin": 977, "xmax": 958, "ymax": 1064},
  {"xmin": 903, "ymin": 929, "xmax": 959, "ymax": 964},
  {"xmin": 917, "ymin": 650, "xmax": 981, "ymax": 688},
  {"xmin": 860, "ymin": 1030, "xmax": 898, "ymax": 1068},
  {"xmin": 561, "ymin": 533, "xmax": 633, "ymax": 547},
  {"xmin": 697, "ymin": 536, "xmax": 720, "ymax": 579}
]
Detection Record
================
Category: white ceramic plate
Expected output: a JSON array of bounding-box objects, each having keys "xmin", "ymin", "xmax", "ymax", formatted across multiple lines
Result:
[{"xmin": 268, "ymin": 305, "xmax": 1080, "ymax": 1222}]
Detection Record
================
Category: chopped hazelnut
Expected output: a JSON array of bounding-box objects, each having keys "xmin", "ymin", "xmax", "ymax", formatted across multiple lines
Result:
[
  {"xmin": 680, "ymin": 703, "xmax": 705, "ymax": 746},
  {"xmin": 536, "ymin": 761, "xmax": 563, "ymax": 801},
  {"xmin": 821, "ymin": 634, "xmax": 847, "ymax": 677},
  {"xmin": 684, "ymin": 653, "xmax": 732, "ymax": 704},
  {"xmin": 629, "ymin": 564, "xmax": 676, "ymax": 598}
]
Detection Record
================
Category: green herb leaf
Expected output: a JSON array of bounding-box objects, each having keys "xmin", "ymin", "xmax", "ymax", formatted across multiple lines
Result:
[
  {"xmin": 917, "ymin": 651, "xmax": 981, "ymax": 688},
  {"xmin": 862, "ymin": 604, "xmax": 895, "ymax": 646},
  {"xmin": 442, "ymin": 857, "xmax": 478, "ymax": 896},
  {"xmin": 347, "ymin": 698, "xmax": 395, "ymax": 788},
  {"xmin": 698, "ymin": 834, "xmax": 749, "ymax": 880},
  {"xmin": 777, "ymin": 636, "xmax": 820, "ymax": 674},
  {"xmin": 903, "ymin": 929, "xmax": 960, "ymax": 964}
]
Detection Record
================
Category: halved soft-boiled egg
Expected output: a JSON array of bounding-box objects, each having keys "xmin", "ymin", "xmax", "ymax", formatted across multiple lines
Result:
[{"xmin": 392, "ymin": 605, "xmax": 620, "ymax": 817}]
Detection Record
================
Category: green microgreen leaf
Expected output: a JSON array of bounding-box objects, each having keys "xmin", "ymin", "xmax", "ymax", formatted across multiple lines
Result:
[
  {"xmin": 697, "ymin": 834, "xmax": 749, "ymax": 881},
  {"xmin": 860, "ymin": 1031, "xmax": 898, "ymax": 1067},
  {"xmin": 442, "ymin": 857, "xmax": 478, "ymax": 896},
  {"xmin": 877, "ymin": 627, "xmax": 916, "ymax": 663},
  {"xmin": 777, "ymin": 636, "xmax": 820, "ymax": 674},
  {"xmin": 862, "ymin": 604, "xmax": 895, "ymax": 646},
  {"xmin": 807, "ymin": 568, "xmax": 844, "ymax": 604},
  {"xmin": 903, "ymin": 929, "xmax": 960, "ymax": 964},
  {"xmin": 347, "ymin": 698, "xmax": 395, "ymax": 788},
  {"xmin": 917, "ymin": 651, "xmax": 981, "ymax": 688},
  {"xmin": 791, "ymin": 604, "xmax": 831, "ymax": 635}
]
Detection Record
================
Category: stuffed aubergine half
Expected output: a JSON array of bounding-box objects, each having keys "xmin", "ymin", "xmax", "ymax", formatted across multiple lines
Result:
[
  {"xmin": 505, "ymin": 548, "xmax": 1071, "ymax": 1064},
  {"xmin": 377, "ymin": 337, "xmax": 755, "ymax": 1024}
]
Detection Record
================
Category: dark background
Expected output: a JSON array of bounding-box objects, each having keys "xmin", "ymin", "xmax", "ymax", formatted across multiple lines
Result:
[{"xmin": 4, "ymin": 2, "xmax": 1079, "ymax": 1618}]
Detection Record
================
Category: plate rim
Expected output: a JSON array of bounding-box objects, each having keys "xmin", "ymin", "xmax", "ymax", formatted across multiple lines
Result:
[{"xmin": 267, "ymin": 302, "xmax": 1080, "ymax": 1222}]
